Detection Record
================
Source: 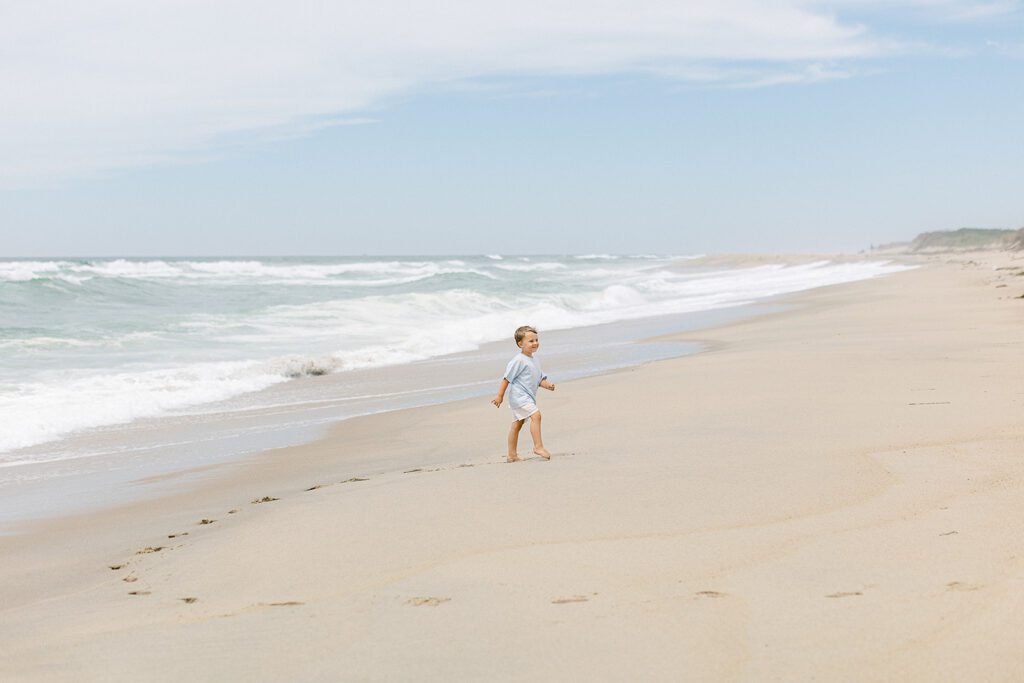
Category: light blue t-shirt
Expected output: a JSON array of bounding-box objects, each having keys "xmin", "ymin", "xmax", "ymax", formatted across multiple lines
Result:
[{"xmin": 503, "ymin": 353, "xmax": 547, "ymax": 408}]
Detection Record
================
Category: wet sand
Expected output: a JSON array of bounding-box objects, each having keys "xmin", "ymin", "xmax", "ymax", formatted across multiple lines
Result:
[{"xmin": 2, "ymin": 251, "xmax": 1023, "ymax": 681}]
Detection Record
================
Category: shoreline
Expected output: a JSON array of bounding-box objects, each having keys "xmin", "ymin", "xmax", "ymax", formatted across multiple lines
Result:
[
  {"xmin": 0, "ymin": 299, "xmax": 780, "ymax": 527},
  {"xmin": 0, "ymin": 254, "xmax": 907, "ymax": 477},
  {"xmin": 2, "ymin": 251, "xmax": 886, "ymax": 527},
  {"xmin": 2, "ymin": 249, "xmax": 909, "ymax": 531},
  {"xmin": 3, "ymin": 250, "xmax": 1024, "ymax": 681}
]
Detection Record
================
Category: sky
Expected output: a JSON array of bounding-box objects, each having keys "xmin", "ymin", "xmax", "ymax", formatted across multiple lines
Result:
[{"xmin": 1, "ymin": 0, "xmax": 1022, "ymax": 256}]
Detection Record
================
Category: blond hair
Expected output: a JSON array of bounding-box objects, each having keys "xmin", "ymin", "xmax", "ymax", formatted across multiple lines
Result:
[{"xmin": 514, "ymin": 325, "xmax": 537, "ymax": 346}]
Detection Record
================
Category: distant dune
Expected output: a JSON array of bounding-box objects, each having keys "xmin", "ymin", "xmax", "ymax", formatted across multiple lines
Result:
[
  {"xmin": 908, "ymin": 228, "xmax": 1022, "ymax": 252},
  {"xmin": 873, "ymin": 227, "xmax": 1024, "ymax": 254},
  {"xmin": 1010, "ymin": 229, "xmax": 1024, "ymax": 251}
]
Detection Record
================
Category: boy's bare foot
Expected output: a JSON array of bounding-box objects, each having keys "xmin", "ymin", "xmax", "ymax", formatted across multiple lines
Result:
[
  {"xmin": 533, "ymin": 447, "xmax": 551, "ymax": 460},
  {"xmin": 507, "ymin": 454, "xmax": 521, "ymax": 463}
]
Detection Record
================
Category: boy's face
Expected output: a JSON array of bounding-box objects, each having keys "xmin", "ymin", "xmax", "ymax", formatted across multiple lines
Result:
[{"xmin": 518, "ymin": 331, "xmax": 540, "ymax": 355}]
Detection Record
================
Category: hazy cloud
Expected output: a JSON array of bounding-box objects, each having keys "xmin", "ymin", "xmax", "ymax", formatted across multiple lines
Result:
[
  {"xmin": 0, "ymin": 1, "xmax": 1009, "ymax": 186},
  {"xmin": 820, "ymin": 0, "xmax": 1021, "ymax": 20}
]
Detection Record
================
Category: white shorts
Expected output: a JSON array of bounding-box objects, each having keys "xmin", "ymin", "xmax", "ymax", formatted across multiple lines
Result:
[{"xmin": 511, "ymin": 402, "xmax": 538, "ymax": 421}]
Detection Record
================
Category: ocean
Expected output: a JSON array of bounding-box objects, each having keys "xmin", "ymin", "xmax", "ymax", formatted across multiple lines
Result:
[{"xmin": 0, "ymin": 254, "xmax": 910, "ymax": 522}]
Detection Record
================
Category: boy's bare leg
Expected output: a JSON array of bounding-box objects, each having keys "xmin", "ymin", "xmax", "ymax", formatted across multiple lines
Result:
[
  {"xmin": 507, "ymin": 419, "xmax": 525, "ymax": 462},
  {"xmin": 529, "ymin": 412, "xmax": 551, "ymax": 460}
]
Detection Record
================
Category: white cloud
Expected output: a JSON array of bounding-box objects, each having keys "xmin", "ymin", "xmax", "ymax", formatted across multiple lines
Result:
[
  {"xmin": 986, "ymin": 39, "xmax": 1024, "ymax": 56},
  {"xmin": 0, "ymin": 0, "xmax": 996, "ymax": 186},
  {"xmin": 651, "ymin": 61, "xmax": 864, "ymax": 88},
  {"xmin": 819, "ymin": 0, "xmax": 1021, "ymax": 21}
]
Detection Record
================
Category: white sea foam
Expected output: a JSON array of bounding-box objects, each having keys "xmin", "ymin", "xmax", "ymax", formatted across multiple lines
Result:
[
  {"xmin": 0, "ymin": 336, "xmax": 103, "ymax": 350},
  {"xmin": 0, "ymin": 259, "xmax": 500, "ymax": 284},
  {"xmin": 0, "ymin": 260, "xmax": 87, "ymax": 284},
  {"xmin": 493, "ymin": 262, "xmax": 568, "ymax": 272},
  {"xmin": 0, "ymin": 331, "xmax": 159, "ymax": 351},
  {"xmin": 0, "ymin": 361, "xmax": 289, "ymax": 454}
]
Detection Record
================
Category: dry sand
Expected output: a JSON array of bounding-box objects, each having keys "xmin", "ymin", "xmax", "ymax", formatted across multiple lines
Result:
[{"xmin": 2, "ymin": 251, "xmax": 1023, "ymax": 682}]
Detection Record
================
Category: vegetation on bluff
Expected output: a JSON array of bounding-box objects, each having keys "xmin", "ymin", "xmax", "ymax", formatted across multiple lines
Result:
[{"xmin": 874, "ymin": 227, "xmax": 1024, "ymax": 253}]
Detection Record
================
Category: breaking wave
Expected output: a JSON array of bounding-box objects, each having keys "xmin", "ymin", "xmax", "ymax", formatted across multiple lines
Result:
[{"xmin": 0, "ymin": 255, "xmax": 911, "ymax": 455}]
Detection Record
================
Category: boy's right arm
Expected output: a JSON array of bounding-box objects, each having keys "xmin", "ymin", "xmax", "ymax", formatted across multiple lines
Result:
[{"xmin": 491, "ymin": 378, "xmax": 509, "ymax": 407}]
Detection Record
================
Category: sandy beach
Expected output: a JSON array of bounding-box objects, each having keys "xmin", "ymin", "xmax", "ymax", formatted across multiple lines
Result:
[{"xmin": 2, "ymin": 251, "xmax": 1023, "ymax": 682}]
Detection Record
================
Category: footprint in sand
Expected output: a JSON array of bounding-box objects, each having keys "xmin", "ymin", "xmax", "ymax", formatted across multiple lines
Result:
[
  {"xmin": 946, "ymin": 581, "xmax": 982, "ymax": 592},
  {"xmin": 825, "ymin": 591, "xmax": 862, "ymax": 598},
  {"xmin": 168, "ymin": 532, "xmax": 189, "ymax": 538},
  {"xmin": 123, "ymin": 576, "xmax": 138, "ymax": 583},
  {"xmin": 227, "ymin": 509, "xmax": 239, "ymax": 514},
  {"xmin": 180, "ymin": 597, "xmax": 198, "ymax": 604},
  {"xmin": 311, "ymin": 478, "xmax": 369, "ymax": 489},
  {"xmin": 551, "ymin": 595, "xmax": 590, "ymax": 604},
  {"xmin": 404, "ymin": 469, "xmax": 423, "ymax": 474},
  {"xmin": 109, "ymin": 564, "xmax": 124, "ymax": 571},
  {"xmin": 128, "ymin": 591, "xmax": 151, "ymax": 596},
  {"xmin": 135, "ymin": 546, "xmax": 165, "ymax": 555},
  {"xmin": 215, "ymin": 602, "xmax": 307, "ymax": 618},
  {"xmin": 197, "ymin": 519, "xmax": 216, "ymax": 525},
  {"xmin": 939, "ymin": 530, "xmax": 958, "ymax": 536},
  {"xmin": 251, "ymin": 496, "xmax": 279, "ymax": 504},
  {"xmin": 694, "ymin": 591, "xmax": 726, "ymax": 598},
  {"xmin": 407, "ymin": 597, "xmax": 450, "ymax": 607}
]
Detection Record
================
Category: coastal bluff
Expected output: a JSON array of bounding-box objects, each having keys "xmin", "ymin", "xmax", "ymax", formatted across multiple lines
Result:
[{"xmin": 873, "ymin": 227, "xmax": 1024, "ymax": 253}]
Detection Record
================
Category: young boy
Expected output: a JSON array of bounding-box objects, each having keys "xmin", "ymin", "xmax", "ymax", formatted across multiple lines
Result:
[{"xmin": 491, "ymin": 325, "xmax": 556, "ymax": 462}]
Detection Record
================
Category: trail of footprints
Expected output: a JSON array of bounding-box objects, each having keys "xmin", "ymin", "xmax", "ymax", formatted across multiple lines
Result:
[
  {"xmin": 112, "ymin": 456, "xmax": 970, "ymax": 612},
  {"xmin": 109, "ymin": 461, "xmax": 482, "ymax": 607}
]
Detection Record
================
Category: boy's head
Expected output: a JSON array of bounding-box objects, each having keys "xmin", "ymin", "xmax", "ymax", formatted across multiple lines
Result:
[{"xmin": 514, "ymin": 325, "xmax": 539, "ymax": 354}]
